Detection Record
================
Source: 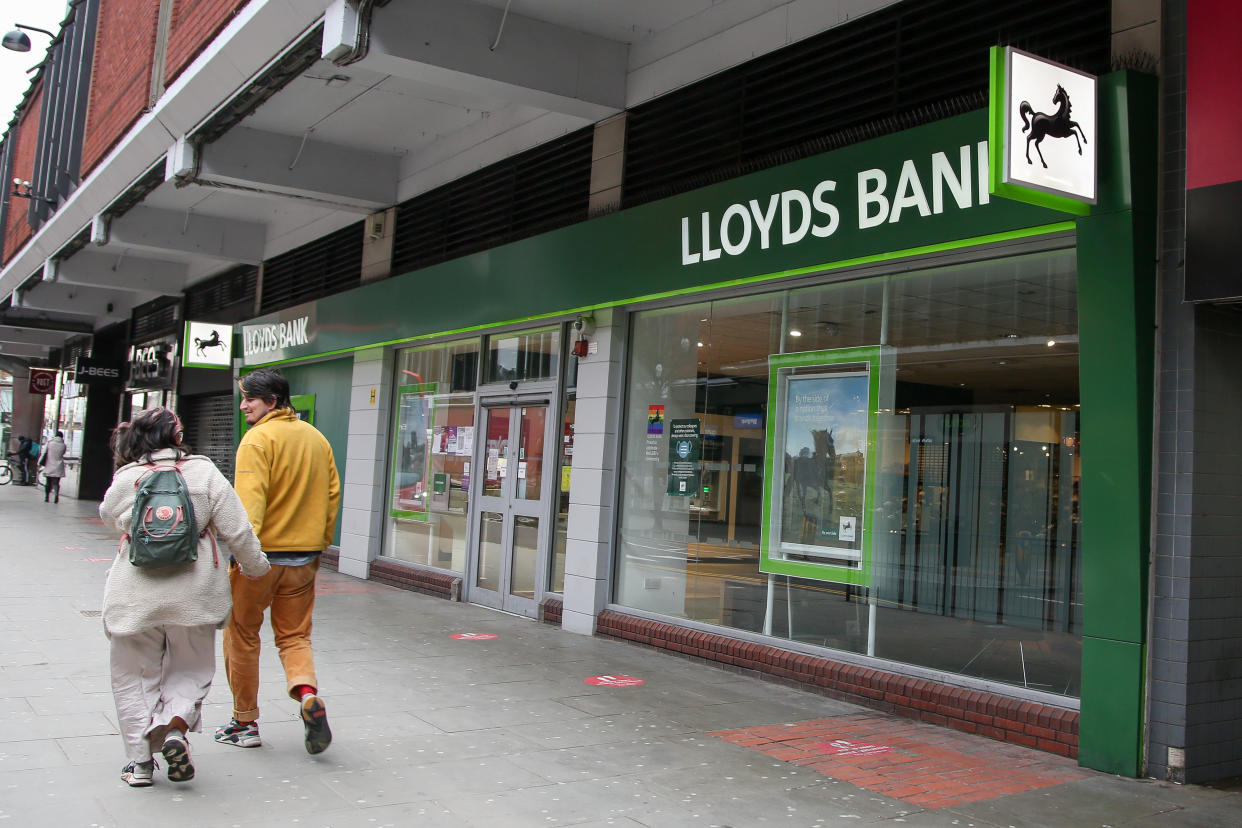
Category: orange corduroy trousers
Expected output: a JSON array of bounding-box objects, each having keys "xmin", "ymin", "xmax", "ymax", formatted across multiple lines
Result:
[{"xmin": 222, "ymin": 558, "xmax": 320, "ymax": 722}]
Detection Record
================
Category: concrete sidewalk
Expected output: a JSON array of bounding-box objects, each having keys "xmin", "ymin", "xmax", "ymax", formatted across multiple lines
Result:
[{"xmin": 1, "ymin": 481, "xmax": 1238, "ymax": 827}]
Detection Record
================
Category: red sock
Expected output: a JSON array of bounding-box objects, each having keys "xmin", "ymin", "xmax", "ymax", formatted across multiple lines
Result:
[{"xmin": 293, "ymin": 684, "xmax": 316, "ymax": 700}]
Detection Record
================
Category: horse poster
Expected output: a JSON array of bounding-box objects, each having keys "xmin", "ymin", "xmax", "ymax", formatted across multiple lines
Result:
[{"xmin": 778, "ymin": 371, "xmax": 868, "ymax": 561}]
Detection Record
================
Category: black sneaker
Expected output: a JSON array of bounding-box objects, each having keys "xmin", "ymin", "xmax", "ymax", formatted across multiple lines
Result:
[
  {"xmin": 121, "ymin": 760, "xmax": 154, "ymax": 787},
  {"xmin": 161, "ymin": 734, "xmax": 195, "ymax": 782},
  {"xmin": 300, "ymin": 695, "xmax": 332, "ymax": 755}
]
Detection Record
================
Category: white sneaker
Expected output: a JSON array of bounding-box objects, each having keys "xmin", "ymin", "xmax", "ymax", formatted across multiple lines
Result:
[{"xmin": 121, "ymin": 760, "xmax": 154, "ymax": 787}]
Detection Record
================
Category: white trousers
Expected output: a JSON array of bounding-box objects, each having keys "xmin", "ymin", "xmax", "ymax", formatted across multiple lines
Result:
[{"xmin": 109, "ymin": 624, "xmax": 216, "ymax": 763}]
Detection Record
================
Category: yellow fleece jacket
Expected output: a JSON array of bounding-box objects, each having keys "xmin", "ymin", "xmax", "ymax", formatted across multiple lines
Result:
[{"xmin": 234, "ymin": 408, "xmax": 341, "ymax": 552}]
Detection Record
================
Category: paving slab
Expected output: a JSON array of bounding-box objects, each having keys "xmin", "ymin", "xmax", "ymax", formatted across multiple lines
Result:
[{"xmin": 2, "ymin": 482, "xmax": 1241, "ymax": 827}]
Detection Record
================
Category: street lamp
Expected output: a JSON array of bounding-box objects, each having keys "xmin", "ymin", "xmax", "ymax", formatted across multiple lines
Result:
[{"xmin": 2, "ymin": 24, "xmax": 55, "ymax": 53}]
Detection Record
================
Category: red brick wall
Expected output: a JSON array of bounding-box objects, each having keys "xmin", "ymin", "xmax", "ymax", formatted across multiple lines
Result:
[
  {"xmin": 2, "ymin": 88, "xmax": 44, "ymax": 265},
  {"xmin": 597, "ymin": 611, "xmax": 1080, "ymax": 758},
  {"xmin": 81, "ymin": 0, "xmax": 161, "ymax": 175},
  {"xmin": 165, "ymin": 0, "xmax": 251, "ymax": 86}
]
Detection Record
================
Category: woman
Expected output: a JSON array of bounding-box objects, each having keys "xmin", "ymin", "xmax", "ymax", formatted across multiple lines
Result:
[
  {"xmin": 100, "ymin": 408, "xmax": 269, "ymax": 788},
  {"xmin": 39, "ymin": 430, "xmax": 67, "ymax": 503}
]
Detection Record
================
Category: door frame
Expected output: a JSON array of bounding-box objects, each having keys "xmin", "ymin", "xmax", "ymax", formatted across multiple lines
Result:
[{"xmin": 464, "ymin": 379, "xmax": 560, "ymax": 615}]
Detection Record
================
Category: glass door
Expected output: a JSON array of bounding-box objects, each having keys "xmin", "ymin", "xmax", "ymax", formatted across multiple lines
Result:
[{"xmin": 470, "ymin": 402, "xmax": 552, "ymax": 615}]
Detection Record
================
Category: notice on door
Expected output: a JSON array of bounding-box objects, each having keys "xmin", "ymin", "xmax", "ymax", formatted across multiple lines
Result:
[{"xmin": 666, "ymin": 418, "xmax": 701, "ymax": 496}]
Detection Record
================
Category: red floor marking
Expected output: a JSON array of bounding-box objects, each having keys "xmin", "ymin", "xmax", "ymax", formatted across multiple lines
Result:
[
  {"xmin": 585, "ymin": 675, "xmax": 644, "ymax": 687},
  {"xmin": 80, "ymin": 557, "xmax": 112, "ymax": 562},
  {"xmin": 76, "ymin": 517, "xmax": 104, "ymax": 526},
  {"xmin": 451, "ymin": 633, "xmax": 499, "ymax": 640},
  {"xmin": 712, "ymin": 714, "xmax": 1087, "ymax": 809}
]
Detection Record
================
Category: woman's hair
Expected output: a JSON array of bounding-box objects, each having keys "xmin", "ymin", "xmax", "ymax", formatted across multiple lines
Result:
[
  {"xmin": 238, "ymin": 368, "xmax": 291, "ymax": 410},
  {"xmin": 111, "ymin": 407, "xmax": 190, "ymax": 466}
]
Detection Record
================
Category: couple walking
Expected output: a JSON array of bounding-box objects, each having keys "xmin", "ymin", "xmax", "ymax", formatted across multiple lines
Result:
[{"xmin": 99, "ymin": 369, "xmax": 342, "ymax": 787}]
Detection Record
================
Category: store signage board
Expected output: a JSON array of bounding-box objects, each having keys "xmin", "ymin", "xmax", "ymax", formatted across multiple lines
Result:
[
  {"xmin": 74, "ymin": 356, "xmax": 123, "ymax": 385},
  {"xmin": 183, "ymin": 321, "xmax": 233, "ymax": 369},
  {"xmin": 128, "ymin": 336, "xmax": 177, "ymax": 389},
  {"xmin": 28, "ymin": 368, "xmax": 57, "ymax": 395},
  {"xmin": 761, "ymin": 346, "xmax": 888, "ymax": 586},
  {"xmin": 989, "ymin": 46, "xmax": 1096, "ymax": 214},
  {"xmin": 240, "ymin": 304, "xmax": 316, "ymax": 365}
]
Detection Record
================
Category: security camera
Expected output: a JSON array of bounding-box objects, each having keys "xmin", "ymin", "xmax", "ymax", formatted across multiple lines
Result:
[
  {"xmin": 509, "ymin": 380, "xmax": 519, "ymax": 391},
  {"xmin": 572, "ymin": 315, "xmax": 595, "ymax": 337}
]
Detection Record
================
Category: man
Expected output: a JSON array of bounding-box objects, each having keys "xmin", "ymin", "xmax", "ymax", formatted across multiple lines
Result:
[
  {"xmin": 6, "ymin": 435, "xmax": 33, "ymax": 485},
  {"xmin": 216, "ymin": 368, "xmax": 341, "ymax": 755}
]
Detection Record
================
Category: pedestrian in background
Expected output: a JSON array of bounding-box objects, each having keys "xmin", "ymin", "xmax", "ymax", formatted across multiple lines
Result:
[
  {"xmin": 216, "ymin": 368, "xmax": 340, "ymax": 755},
  {"xmin": 6, "ymin": 434, "xmax": 34, "ymax": 485},
  {"xmin": 39, "ymin": 430, "xmax": 67, "ymax": 503},
  {"xmin": 100, "ymin": 407, "xmax": 269, "ymax": 788}
]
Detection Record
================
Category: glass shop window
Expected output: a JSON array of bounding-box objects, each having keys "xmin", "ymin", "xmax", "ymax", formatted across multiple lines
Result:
[
  {"xmin": 613, "ymin": 248, "xmax": 1083, "ymax": 696},
  {"xmin": 385, "ymin": 339, "xmax": 479, "ymax": 572}
]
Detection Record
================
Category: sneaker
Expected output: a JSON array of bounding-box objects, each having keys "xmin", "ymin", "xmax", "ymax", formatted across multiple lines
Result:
[
  {"xmin": 121, "ymin": 759, "xmax": 155, "ymax": 787},
  {"xmin": 214, "ymin": 718, "xmax": 261, "ymax": 748},
  {"xmin": 300, "ymin": 694, "xmax": 332, "ymax": 755},
  {"xmin": 161, "ymin": 734, "xmax": 195, "ymax": 782}
]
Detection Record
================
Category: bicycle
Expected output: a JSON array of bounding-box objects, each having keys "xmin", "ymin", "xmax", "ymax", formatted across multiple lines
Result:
[{"xmin": 0, "ymin": 456, "xmax": 31, "ymax": 486}]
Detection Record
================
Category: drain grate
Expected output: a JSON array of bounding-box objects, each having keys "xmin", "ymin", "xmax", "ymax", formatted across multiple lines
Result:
[{"xmin": 80, "ymin": 610, "xmax": 101, "ymax": 617}]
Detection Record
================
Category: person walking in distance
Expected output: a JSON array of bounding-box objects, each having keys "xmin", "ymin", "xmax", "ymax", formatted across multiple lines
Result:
[
  {"xmin": 216, "ymin": 368, "xmax": 341, "ymax": 755},
  {"xmin": 100, "ymin": 408, "xmax": 269, "ymax": 787},
  {"xmin": 40, "ymin": 430, "xmax": 67, "ymax": 503}
]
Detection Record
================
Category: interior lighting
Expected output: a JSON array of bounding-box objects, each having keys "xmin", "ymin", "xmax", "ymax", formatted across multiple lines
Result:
[
  {"xmin": 1046, "ymin": 339, "xmax": 1056, "ymax": 347},
  {"xmin": 788, "ymin": 329, "xmax": 803, "ymax": 337}
]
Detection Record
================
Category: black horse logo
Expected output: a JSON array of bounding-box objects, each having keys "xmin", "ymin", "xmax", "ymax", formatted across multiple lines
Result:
[
  {"xmin": 194, "ymin": 329, "xmax": 227, "ymax": 357},
  {"xmin": 1019, "ymin": 84, "xmax": 1088, "ymax": 169}
]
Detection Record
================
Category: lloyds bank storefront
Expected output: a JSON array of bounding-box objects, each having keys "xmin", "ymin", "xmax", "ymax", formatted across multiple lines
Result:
[{"xmin": 236, "ymin": 71, "xmax": 1155, "ymax": 776}]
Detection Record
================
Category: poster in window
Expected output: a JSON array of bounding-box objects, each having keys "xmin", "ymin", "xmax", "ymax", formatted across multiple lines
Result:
[
  {"xmin": 777, "ymin": 372, "xmax": 868, "ymax": 558},
  {"xmin": 390, "ymin": 383, "xmax": 434, "ymax": 518},
  {"xmin": 762, "ymin": 347, "xmax": 884, "ymax": 586}
]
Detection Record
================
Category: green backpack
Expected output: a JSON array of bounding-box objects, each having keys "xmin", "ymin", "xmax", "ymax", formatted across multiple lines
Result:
[{"xmin": 124, "ymin": 463, "xmax": 215, "ymax": 569}]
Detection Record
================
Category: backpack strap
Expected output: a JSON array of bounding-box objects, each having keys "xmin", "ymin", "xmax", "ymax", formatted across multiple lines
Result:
[{"xmin": 201, "ymin": 526, "xmax": 219, "ymax": 567}]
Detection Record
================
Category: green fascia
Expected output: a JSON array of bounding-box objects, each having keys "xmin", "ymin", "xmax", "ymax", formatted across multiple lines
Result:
[{"xmin": 1074, "ymin": 70, "xmax": 1157, "ymax": 777}]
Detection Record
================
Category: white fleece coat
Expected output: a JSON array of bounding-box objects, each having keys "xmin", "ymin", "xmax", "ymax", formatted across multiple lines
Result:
[{"xmin": 100, "ymin": 449, "xmax": 270, "ymax": 638}]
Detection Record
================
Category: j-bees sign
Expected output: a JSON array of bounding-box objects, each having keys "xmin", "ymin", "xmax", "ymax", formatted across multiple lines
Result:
[
  {"xmin": 128, "ymin": 337, "xmax": 176, "ymax": 389},
  {"xmin": 74, "ymin": 356, "xmax": 123, "ymax": 385}
]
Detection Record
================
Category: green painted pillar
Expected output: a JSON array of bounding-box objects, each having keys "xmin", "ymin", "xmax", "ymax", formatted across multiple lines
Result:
[{"xmin": 1075, "ymin": 71, "xmax": 1158, "ymax": 776}]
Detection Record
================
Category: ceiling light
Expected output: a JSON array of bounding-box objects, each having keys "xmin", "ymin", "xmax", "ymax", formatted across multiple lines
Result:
[
  {"xmin": 1046, "ymin": 339, "xmax": 1056, "ymax": 347},
  {"xmin": 788, "ymin": 329, "xmax": 802, "ymax": 337},
  {"xmin": 696, "ymin": 341, "xmax": 704, "ymax": 347}
]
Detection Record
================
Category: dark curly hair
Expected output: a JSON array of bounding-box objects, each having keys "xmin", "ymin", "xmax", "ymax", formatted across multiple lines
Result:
[
  {"xmin": 112, "ymin": 407, "xmax": 191, "ymax": 466},
  {"xmin": 238, "ymin": 368, "xmax": 292, "ymax": 410}
]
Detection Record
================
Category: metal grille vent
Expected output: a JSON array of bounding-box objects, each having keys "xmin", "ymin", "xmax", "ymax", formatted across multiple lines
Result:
[
  {"xmin": 259, "ymin": 221, "xmax": 362, "ymax": 314},
  {"xmin": 186, "ymin": 265, "xmax": 257, "ymax": 320},
  {"xmin": 60, "ymin": 335, "xmax": 89, "ymax": 369},
  {"xmin": 391, "ymin": 127, "xmax": 592, "ymax": 276},
  {"xmin": 130, "ymin": 297, "xmax": 180, "ymax": 341},
  {"xmin": 623, "ymin": 0, "xmax": 1110, "ymax": 208},
  {"xmin": 194, "ymin": 25, "xmax": 325, "ymax": 146},
  {"xmin": 179, "ymin": 393, "xmax": 236, "ymax": 480}
]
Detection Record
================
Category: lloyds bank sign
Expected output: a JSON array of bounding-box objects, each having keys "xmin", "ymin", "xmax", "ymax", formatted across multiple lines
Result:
[{"xmin": 680, "ymin": 141, "xmax": 993, "ymax": 266}]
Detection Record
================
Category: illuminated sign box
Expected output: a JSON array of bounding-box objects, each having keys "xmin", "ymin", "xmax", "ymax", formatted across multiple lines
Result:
[
  {"xmin": 182, "ymin": 321, "xmax": 234, "ymax": 369},
  {"xmin": 989, "ymin": 46, "xmax": 1097, "ymax": 213}
]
